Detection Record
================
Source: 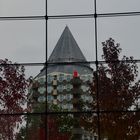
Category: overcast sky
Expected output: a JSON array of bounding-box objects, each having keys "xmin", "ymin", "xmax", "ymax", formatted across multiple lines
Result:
[{"xmin": 0, "ymin": 0, "xmax": 140, "ymax": 77}]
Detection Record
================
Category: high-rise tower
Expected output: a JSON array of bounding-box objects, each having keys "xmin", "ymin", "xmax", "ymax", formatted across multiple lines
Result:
[
  {"xmin": 35, "ymin": 26, "xmax": 93, "ymax": 110},
  {"xmin": 29, "ymin": 26, "xmax": 95, "ymax": 140}
]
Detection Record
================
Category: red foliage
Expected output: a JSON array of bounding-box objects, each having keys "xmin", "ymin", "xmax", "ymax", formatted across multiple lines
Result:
[
  {"xmin": 82, "ymin": 38, "xmax": 140, "ymax": 139},
  {"xmin": 26, "ymin": 117, "xmax": 70, "ymax": 140},
  {"xmin": 47, "ymin": 117, "xmax": 70, "ymax": 140},
  {"xmin": 0, "ymin": 59, "xmax": 28, "ymax": 139}
]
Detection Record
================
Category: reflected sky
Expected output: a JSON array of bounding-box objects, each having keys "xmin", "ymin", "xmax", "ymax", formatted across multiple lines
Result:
[
  {"xmin": 97, "ymin": 0, "xmax": 140, "ymax": 13},
  {"xmin": 0, "ymin": 1, "xmax": 140, "ymax": 78},
  {"xmin": 0, "ymin": 0, "xmax": 45, "ymax": 16}
]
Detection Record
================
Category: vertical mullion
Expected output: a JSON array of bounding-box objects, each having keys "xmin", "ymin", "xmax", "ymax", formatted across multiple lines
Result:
[
  {"xmin": 45, "ymin": 0, "xmax": 48, "ymax": 139},
  {"xmin": 94, "ymin": 0, "xmax": 101, "ymax": 140}
]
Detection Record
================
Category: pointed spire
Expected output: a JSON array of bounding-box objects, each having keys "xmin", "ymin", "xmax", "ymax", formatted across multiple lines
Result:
[
  {"xmin": 48, "ymin": 26, "xmax": 87, "ymax": 63},
  {"xmin": 37, "ymin": 26, "xmax": 93, "ymax": 76}
]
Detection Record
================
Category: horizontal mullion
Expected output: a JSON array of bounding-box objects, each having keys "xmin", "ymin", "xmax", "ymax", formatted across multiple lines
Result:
[
  {"xmin": 98, "ymin": 11, "xmax": 140, "ymax": 18},
  {"xmin": 48, "ymin": 14, "xmax": 94, "ymax": 19},
  {"xmin": 0, "ymin": 62, "xmax": 45, "ymax": 66},
  {"xmin": 0, "ymin": 59, "xmax": 140, "ymax": 66},
  {"xmin": 48, "ymin": 11, "xmax": 140, "ymax": 20},
  {"xmin": 0, "ymin": 16, "xmax": 45, "ymax": 21},
  {"xmin": 47, "ymin": 59, "xmax": 140, "ymax": 65},
  {"xmin": 0, "ymin": 11, "xmax": 139, "ymax": 21},
  {"xmin": 47, "ymin": 110, "xmax": 140, "ymax": 114},
  {"xmin": 0, "ymin": 110, "xmax": 139, "ymax": 116}
]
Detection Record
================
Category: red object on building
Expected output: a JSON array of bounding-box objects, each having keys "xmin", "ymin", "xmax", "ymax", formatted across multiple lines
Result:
[{"xmin": 73, "ymin": 70, "xmax": 78, "ymax": 78}]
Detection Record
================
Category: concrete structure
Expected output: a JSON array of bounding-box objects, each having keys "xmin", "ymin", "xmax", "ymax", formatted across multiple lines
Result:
[
  {"xmin": 29, "ymin": 26, "xmax": 96, "ymax": 140},
  {"xmin": 36, "ymin": 26, "xmax": 93, "ymax": 111}
]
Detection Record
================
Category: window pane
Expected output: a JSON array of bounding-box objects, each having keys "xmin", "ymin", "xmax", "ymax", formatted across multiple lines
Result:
[
  {"xmin": 97, "ymin": 0, "xmax": 140, "ymax": 14},
  {"xmin": 48, "ymin": 18, "xmax": 95, "ymax": 62},
  {"xmin": 48, "ymin": 0, "xmax": 94, "ymax": 16},
  {"xmin": 27, "ymin": 65, "xmax": 46, "ymax": 113},
  {"xmin": 0, "ymin": 0, "xmax": 45, "ymax": 17},
  {"xmin": 98, "ymin": 16, "xmax": 140, "ymax": 61},
  {"xmin": 0, "ymin": 20, "xmax": 45, "ymax": 63},
  {"xmin": 0, "ymin": 64, "xmax": 45, "ymax": 114},
  {"xmin": 97, "ymin": 63, "xmax": 140, "ymax": 112},
  {"xmin": 99, "ymin": 112, "xmax": 140, "ymax": 139},
  {"xmin": 47, "ymin": 114, "xmax": 98, "ymax": 140},
  {"xmin": 0, "ymin": 115, "xmax": 27, "ymax": 139},
  {"xmin": 17, "ymin": 115, "xmax": 43, "ymax": 140}
]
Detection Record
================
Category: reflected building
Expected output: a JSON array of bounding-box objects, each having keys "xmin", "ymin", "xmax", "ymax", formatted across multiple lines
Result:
[
  {"xmin": 29, "ymin": 26, "xmax": 96, "ymax": 140},
  {"xmin": 37, "ymin": 26, "xmax": 93, "ymax": 110}
]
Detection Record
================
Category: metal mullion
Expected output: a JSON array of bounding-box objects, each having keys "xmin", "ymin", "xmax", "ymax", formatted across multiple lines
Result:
[
  {"xmin": 94, "ymin": 0, "xmax": 101, "ymax": 140},
  {"xmin": 48, "ymin": 14, "xmax": 94, "ymax": 19},
  {"xmin": 0, "ymin": 109, "xmax": 139, "ymax": 116},
  {"xmin": 0, "ymin": 63, "xmax": 45, "ymax": 67},
  {"xmin": 47, "ymin": 109, "xmax": 140, "ymax": 115},
  {"xmin": 47, "ymin": 59, "xmax": 140, "ymax": 66},
  {"xmin": 45, "ymin": 0, "xmax": 48, "ymax": 140},
  {"xmin": 98, "ymin": 11, "xmax": 140, "ymax": 18},
  {"xmin": 48, "ymin": 11, "xmax": 140, "ymax": 20},
  {"xmin": 0, "ymin": 16, "xmax": 45, "ymax": 21}
]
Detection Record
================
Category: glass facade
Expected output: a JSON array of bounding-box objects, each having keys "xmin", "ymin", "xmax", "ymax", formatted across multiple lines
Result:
[{"xmin": 0, "ymin": 1, "xmax": 140, "ymax": 140}]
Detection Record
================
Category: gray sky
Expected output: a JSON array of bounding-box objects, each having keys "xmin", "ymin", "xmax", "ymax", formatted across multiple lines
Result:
[{"xmin": 0, "ymin": 0, "xmax": 140, "ymax": 77}]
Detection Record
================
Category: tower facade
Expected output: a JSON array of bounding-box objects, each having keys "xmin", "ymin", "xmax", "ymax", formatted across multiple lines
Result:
[
  {"xmin": 36, "ymin": 26, "xmax": 93, "ymax": 110},
  {"xmin": 29, "ymin": 26, "xmax": 95, "ymax": 140}
]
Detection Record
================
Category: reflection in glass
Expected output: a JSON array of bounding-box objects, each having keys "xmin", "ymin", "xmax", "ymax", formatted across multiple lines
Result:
[
  {"xmin": 58, "ymin": 74, "xmax": 65, "ymax": 82},
  {"xmin": 0, "ymin": 0, "xmax": 45, "ymax": 16},
  {"xmin": 38, "ymin": 87, "xmax": 46, "ymax": 94},
  {"xmin": 66, "ymin": 84, "xmax": 73, "ymax": 92},
  {"xmin": 66, "ymin": 75, "xmax": 72, "ymax": 82},
  {"xmin": 47, "ymin": 95, "xmax": 53, "ymax": 102},
  {"xmin": 97, "ymin": 0, "xmax": 140, "ymax": 14},
  {"xmin": 87, "ymin": 75, "xmax": 93, "ymax": 83},
  {"xmin": 47, "ymin": 75, "xmax": 53, "ymax": 84},
  {"xmin": 57, "ymin": 94, "xmax": 64, "ymax": 102},
  {"xmin": 38, "ymin": 78, "xmax": 45, "ymax": 85},
  {"xmin": 80, "ymin": 75, "xmax": 89, "ymax": 82},
  {"xmin": 81, "ymin": 85, "xmax": 89, "ymax": 92},
  {"xmin": 57, "ymin": 85, "xmax": 64, "ymax": 92},
  {"xmin": 47, "ymin": 86, "xmax": 53, "ymax": 94},
  {"xmin": 48, "ymin": 0, "xmax": 94, "ymax": 16},
  {"xmin": 66, "ymin": 104, "xmax": 73, "ymax": 110},
  {"xmin": 38, "ymin": 96, "xmax": 46, "ymax": 103},
  {"xmin": 66, "ymin": 94, "xmax": 72, "ymax": 101}
]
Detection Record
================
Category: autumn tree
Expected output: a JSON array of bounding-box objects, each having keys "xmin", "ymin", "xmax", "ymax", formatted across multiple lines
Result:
[
  {"xmin": 17, "ymin": 78, "xmax": 73, "ymax": 140},
  {"xmin": 82, "ymin": 38, "xmax": 140, "ymax": 140},
  {"xmin": 0, "ymin": 59, "xmax": 28, "ymax": 140}
]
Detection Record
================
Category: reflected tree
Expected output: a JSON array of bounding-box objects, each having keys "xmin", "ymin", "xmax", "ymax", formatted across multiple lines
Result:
[
  {"xmin": 18, "ymin": 78, "xmax": 72, "ymax": 140},
  {"xmin": 0, "ymin": 59, "xmax": 28, "ymax": 140},
  {"xmin": 82, "ymin": 38, "xmax": 140, "ymax": 140}
]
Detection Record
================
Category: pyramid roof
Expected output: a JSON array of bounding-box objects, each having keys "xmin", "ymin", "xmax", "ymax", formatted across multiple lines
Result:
[
  {"xmin": 37, "ymin": 26, "xmax": 92, "ymax": 77},
  {"xmin": 48, "ymin": 26, "xmax": 87, "ymax": 63}
]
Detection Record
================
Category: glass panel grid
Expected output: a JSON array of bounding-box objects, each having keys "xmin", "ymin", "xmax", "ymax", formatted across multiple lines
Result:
[{"xmin": 0, "ymin": 0, "xmax": 140, "ymax": 140}]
